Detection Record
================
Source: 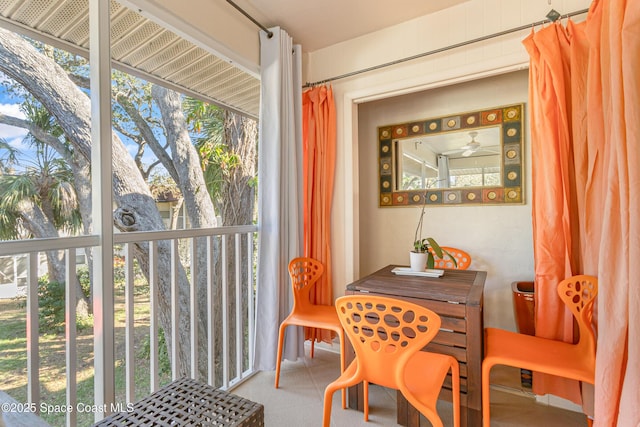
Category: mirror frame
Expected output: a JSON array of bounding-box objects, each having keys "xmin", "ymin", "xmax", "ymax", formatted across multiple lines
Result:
[{"xmin": 378, "ymin": 103, "xmax": 525, "ymax": 207}]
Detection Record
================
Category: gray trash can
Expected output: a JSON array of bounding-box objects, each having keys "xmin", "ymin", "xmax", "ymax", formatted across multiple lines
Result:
[{"xmin": 511, "ymin": 281, "xmax": 535, "ymax": 388}]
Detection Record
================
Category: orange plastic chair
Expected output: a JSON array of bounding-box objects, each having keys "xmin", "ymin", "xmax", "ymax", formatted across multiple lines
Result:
[
  {"xmin": 275, "ymin": 258, "xmax": 346, "ymax": 404},
  {"xmin": 323, "ymin": 295, "xmax": 460, "ymax": 427},
  {"xmin": 429, "ymin": 246, "xmax": 472, "ymax": 270},
  {"xmin": 482, "ymin": 275, "xmax": 598, "ymax": 427}
]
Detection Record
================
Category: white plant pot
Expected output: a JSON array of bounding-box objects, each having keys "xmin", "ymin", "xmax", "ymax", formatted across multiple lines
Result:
[{"xmin": 409, "ymin": 251, "xmax": 428, "ymax": 271}]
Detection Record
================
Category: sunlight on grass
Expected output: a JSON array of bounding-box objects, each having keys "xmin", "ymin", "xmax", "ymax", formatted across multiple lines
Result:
[
  {"xmin": 0, "ymin": 345, "xmax": 27, "ymax": 358},
  {"xmin": 0, "ymin": 279, "xmax": 161, "ymax": 426},
  {"xmin": 0, "ymin": 338, "xmax": 27, "ymax": 348},
  {"xmin": 0, "ymin": 299, "xmax": 29, "ymax": 402}
]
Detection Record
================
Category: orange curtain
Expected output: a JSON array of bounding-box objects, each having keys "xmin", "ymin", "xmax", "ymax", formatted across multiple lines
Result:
[
  {"xmin": 587, "ymin": 1, "xmax": 640, "ymax": 425},
  {"xmin": 523, "ymin": 20, "xmax": 586, "ymax": 404},
  {"xmin": 302, "ymin": 85, "xmax": 337, "ymax": 343},
  {"xmin": 524, "ymin": 0, "xmax": 640, "ymax": 424}
]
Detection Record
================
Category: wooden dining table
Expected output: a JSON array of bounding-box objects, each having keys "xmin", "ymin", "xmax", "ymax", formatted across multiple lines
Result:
[{"xmin": 344, "ymin": 264, "xmax": 486, "ymax": 427}]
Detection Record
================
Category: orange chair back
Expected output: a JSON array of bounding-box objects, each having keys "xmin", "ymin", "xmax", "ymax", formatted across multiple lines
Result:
[
  {"xmin": 557, "ymin": 275, "xmax": 598, "ymax": 358},
  {"xmin": 335, "ymin": 295, "xmax": 441, "ymax": 390},
  {"xmin": 276, "ymin": 257, "xmax": 346, "ymax": 405},
  {"xmin": 481, "ymin": 274, "xmax": 598, "ymax": 427},
  {"xmin": 289, "ymin": 257, "xmax": 324, "ymax": 311},
  {"xmin": 429, "ymin": 246, "xmax": 472, "ymax": 270}
]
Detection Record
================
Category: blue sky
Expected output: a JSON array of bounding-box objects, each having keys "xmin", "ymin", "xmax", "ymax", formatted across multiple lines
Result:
[
  {"xmin": 0, "ymin": 101, "xmax": 29, "ymax": 150},
  {"xmin": 0, "ymin": 31, "xmax": 170, "ymax": 175},
  {"xmin": 0, "ymin": 73, "xmax": 29, "ymax": 154},
  {"xmin": 0, "ymin": 79, "xmax": 159, "ymax": 171}
]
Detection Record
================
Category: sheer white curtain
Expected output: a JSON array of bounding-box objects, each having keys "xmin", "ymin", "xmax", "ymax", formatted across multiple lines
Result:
[{"xmin": 253, "ymin": 27, "xmax": 304, "ymax": 370}]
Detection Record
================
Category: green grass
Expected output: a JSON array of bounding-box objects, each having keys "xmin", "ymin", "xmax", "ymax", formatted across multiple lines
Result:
[
  {"xmin": 0, "ymin": 281, "xmax": 169, "ymax": 427},
  {"xmin": 0, "ymin": 298, "xmax": 29, "ymax": 404}
]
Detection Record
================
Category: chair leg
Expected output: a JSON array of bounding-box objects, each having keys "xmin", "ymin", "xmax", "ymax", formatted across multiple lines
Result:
[
  {"xmin": 423, "ymin": 358, "xmax": 459, "ymax": 427},
  {"xmin": 310, "ymin": 327, "xmax": 316, "ymax": 358},
  {"xmin": 363, "ymin": 380, "xmax": 369, "ymax": 421},
  {"xmin": 274, "ymin": 322, "xmax": 287, "ymax": 388},
  {"xmin": 322, "ymin": 383, "xmax": 335, "ymax": 427},
  {"xmin": 587, "ymin": 416, "xmax": 593, "ymax": 427},
  {"xmin": 323, "ymin": 363, "xmax": 362, "ymax": 426},
  {"xmin": 323, "ymin": 378, "xmax": 351, "ymax": 427},
  {"xmin": 426, "ymin": 413, "xmax": 444, "ymax": 427},
  {"xmin": 338, "ymin": 329, "xmax": 346, "ymax": 409},
  {"xmin": 481, "ymin": 359, "xmax": 493, "ymax": 427},
  {"xmin": 451, "ymin": 358, "xmax": 461, "ymax": 427}
]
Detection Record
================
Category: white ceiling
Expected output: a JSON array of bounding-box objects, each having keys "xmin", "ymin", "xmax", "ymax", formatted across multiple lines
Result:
[
  {"xmin": 0, "ymin": 0, "xmax": 468, "ymax": 118},
  {"xmin": 401, "ymin": 126, "xmax": 502, "ymax": 160},
  {"xmin": 0, "ymin": 0, "xmax": 261, "ymax": 117},
  {"xmin": 238, "ymin": 0, "xmax": 468, "ymax": 52}
]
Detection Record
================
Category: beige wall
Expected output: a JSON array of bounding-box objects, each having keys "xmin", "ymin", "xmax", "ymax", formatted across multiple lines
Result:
[
  {"xmin": 357, "ymin": 71, "xmax": 532, "ymax": 330},
  {"xmin": 305, "ymin": 0, "xmax": 591, "ymax": 330}
]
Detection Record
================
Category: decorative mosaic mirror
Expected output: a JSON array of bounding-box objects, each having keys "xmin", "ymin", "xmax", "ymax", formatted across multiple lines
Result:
[{"xmin": 378, "ymin": 103, "xmax": 524, "ymax": 207}]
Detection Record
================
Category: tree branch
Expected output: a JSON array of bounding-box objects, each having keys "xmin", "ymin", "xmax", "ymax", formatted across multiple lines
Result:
[
  {"xmin": 0, "ymin": 112, "xmax": 72, "ymax": 159},
  {"xmin": 114, "ymin": 91, "xmax": 179, "ymax": 182},
  {"xmin": 68, "ymin": 73, "xmax": 90, "ymax": 90},
  {"xmin": 112, "ymin": 120, "xmax": 148, "ymax": 175},
  {"xmin": 143, "ymin": 159, "xmax": 163, "ymax": 179}
]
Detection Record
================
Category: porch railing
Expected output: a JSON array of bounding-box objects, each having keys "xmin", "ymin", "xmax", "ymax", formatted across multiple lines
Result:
[{"xmin": 0, "ymin": 225, "xmax": 258, "ymax": 426}]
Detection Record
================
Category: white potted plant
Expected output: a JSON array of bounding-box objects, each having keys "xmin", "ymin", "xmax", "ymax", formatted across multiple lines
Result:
[{"xmin": 410, "ymin": 194, "xmax": 457, "ymax": 271}]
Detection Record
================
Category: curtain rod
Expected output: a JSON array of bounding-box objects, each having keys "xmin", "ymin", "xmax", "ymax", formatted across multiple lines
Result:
[
  {"xmin": 303, "ymin": 8, "xmax": 589, "ymax": 88},
  {"xmin": 226, "ymin": 0, "xmax": 273, "ymax": 38}
]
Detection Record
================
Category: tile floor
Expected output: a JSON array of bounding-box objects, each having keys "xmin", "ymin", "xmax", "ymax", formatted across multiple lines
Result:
[{"xmin": 232, "ymin": 345, "xmax": 589, "ymax": 427}]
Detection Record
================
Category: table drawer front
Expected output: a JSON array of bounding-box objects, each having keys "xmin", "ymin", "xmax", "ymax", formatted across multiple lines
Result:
[
  {"xmin": 432, "ymin": 328, "xmax": 466, "ymax": 347},
  {"xmin": 440, "ymin": 316, "xmax": 467, "ymax": 333},
  {"xmin": 401, "ymin": 295, "xmax": 467, "ymax": 319}
]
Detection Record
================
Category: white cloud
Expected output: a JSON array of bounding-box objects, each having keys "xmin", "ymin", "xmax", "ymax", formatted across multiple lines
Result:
[
  {"xmin": 0, "ymin": 102, "xmax": 25, "ymax": 118},
  {"xmin": 125, "ymin": 142, "xmax": 138, "ymax": 156},
  {"xmin": 7, "ymin": 135, "xmax": 29, "ymax": 151},
  {"xmin": 0, "ymin": 124, "xmax": 28, "ymax": 141},
  {"xmin": 0, "ymin": 102, "xmax": 28, "ymax": 141}
]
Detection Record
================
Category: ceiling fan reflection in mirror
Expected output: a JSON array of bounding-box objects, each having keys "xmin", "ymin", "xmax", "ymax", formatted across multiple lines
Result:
[{"xmin": 442, "ymin": 131, "xmax": 500, "ymax": 157}]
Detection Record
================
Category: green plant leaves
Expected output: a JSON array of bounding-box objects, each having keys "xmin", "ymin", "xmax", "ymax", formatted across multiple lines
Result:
[{"xmin": 412, "ymin": 237, "xmax": 458, "ymax": 268}]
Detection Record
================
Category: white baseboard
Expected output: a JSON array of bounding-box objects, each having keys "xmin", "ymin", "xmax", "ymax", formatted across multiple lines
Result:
[
  {"xmin": 535, "ymin": 394, "xmax": 583, "ymax": 413},
  {"xmin": 305, "ymin": 339, "xmax": 341, "ymax": 354}
]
